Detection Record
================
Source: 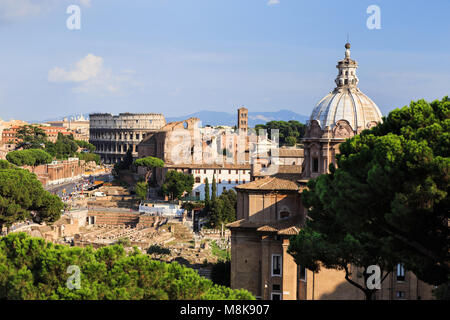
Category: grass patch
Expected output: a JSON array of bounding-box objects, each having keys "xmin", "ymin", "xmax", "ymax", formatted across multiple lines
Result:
[{"xmin": 210, "ymin": 240, "xmax": 230, "ymax": 261}]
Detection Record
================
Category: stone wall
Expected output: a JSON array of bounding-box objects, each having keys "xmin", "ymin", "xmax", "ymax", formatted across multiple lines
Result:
[{"xmin": 22, "ymin": 158, "xmax": 87, "ymax": 186}]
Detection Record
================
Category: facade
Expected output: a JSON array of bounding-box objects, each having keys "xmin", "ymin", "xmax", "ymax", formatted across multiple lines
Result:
[
  {"xmin": 167, "ymin": 164, "xmax": 251, "ymax": 200},
  {"xmin": 228, "ymin": 43, "xmax": 434, "ymax": 300},
  {"xmin": 89, "ymin": 113, "xmax": 166, "ymax": 164},
  {"xmin": 22, "ymin": 158, "xmax": 87, "ymax": 186},
  {"xmin": 47, "ymin": 114, "xmax": 90, "ymax": 142},
  {"xmin": 137, "ymin": 111, "xmax": 252, "ymax": 199},
  {"xmin": 1, "ymin": 125, "xmax": 74, "ymax": 144},
  {"xmin": 228, "ymin": 175, "xmax": 308, "ymax": 300}
]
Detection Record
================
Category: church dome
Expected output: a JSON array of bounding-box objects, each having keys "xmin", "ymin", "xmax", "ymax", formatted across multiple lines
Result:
[{"xmin": 309, "ymin": 43, "xmax": 382, "ymax": 132}]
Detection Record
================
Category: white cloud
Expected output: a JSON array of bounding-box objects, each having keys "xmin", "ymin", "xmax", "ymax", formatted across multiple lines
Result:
[
  {"xmin": 78, "ymin": 0, "xmax": 92, "ymax": 7},
  {"xmin": 0, "ymin": 0, "xmax": 56, "ymax": 22},
  {"xmin": 48, "ymin": 54, "xmax": 140, "ymax": 95},
  {"xmin": 49, "ymin": 54, "xmax": 103, "ymax": 83},
  {"xmin": 267, "ymin": 0, "xmax": 280, "ymax": 6},
  {"xmin": 0, "ymin": 0, "xmax": 91, "ymax": 22}
]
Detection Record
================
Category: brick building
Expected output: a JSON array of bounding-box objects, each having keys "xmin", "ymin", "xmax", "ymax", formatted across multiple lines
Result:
[
  {"xmin": 1, "ymin": 125, "xmax": 74, "ymax": 144},
  {"xmin": 228, "ymin": 43, "xmax": 434, "ymax": 300}
]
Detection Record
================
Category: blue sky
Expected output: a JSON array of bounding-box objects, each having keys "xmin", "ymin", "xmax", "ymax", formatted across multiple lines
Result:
[{"xmin": 0, "ymin": 0, "xmax": 449, "ymax": 121}]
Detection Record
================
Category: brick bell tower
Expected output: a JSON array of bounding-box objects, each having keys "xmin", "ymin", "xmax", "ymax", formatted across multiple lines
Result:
[{"xmin": 237, "ymin": 106, "xmax": 248, "ymax": 133}]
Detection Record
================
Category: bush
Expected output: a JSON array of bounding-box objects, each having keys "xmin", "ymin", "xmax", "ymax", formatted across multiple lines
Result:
[
  {"xmin": 6, "ymin": 149, "xmax": 53, "ymax": 166},
  {"xmin": 0, "ymin": 233, "xmax": 254, "ymax": 300}
]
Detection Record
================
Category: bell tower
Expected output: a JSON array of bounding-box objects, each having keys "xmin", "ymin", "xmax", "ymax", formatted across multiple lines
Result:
[{"xmin": 237, "ymin": 107, "xmax": 248, "ymax": 132}]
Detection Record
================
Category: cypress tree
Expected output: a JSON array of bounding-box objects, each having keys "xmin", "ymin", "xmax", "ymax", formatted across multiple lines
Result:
[
  {"xmin": 211, "ymin": 175, "xmax": 217, "ymax": 202},
  {"xmin": 204, "ymin": 177, "xmax": 210, "ymax": 206}
]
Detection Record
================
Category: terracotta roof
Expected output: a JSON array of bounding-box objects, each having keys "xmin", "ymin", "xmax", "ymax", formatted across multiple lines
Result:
[
  {"xmin": 236, "ymin": 176, "xmax": 300, "ymax": 191},
  {"xmin": 166, "ymin": 163, "xmax": 251, "ymax": 170},
  {"xmin": 254, "ymin": 165, "xmax": 302, "ymax": 178},
  {"xmin": 277, "ymin": 148, "xmax": 304, "ymax": 157},
  {"xmin": 227, "ymin": 214, "xmax": 302, "ymax": 235}
]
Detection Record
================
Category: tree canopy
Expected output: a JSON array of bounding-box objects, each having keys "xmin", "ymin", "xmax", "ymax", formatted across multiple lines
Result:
[
  {"xmin": 0, "ymin": 166, "xmax": 63, "ymax": 230},
  {"xmin": 45, "ymin": 133, "xmax": 78, "ymax": 159},
  {"xmin": 6, "ymin": 149, "xmax": 53, "ymax": 167},
  {"xmin": 255, "ymin": 120, "xmax": 306, "ymax": 146},
  {"xmin": 15, "ymin": 125, "xmax": 47, "ymax": 149},
  {"xmin": 208, "ymin": 189, "xmax": 237, "ymax": 229},
  {"xmin": 134, "ymin": 156, "xmax": 164, "ymax": 182},
  {"xmin": 288, "ymin": 97, "xmax": 450, "ymax": 299},
  {"xmin": 161, "ymin": 170, "xmax": 194, "ymax": 200},
  {"xmin": 0, "ymin": 232, "xmax": 254, "ymax": 300},
  {"xmin": 135, "ymin": 181, "xmax": 148, "ymax": 201}
]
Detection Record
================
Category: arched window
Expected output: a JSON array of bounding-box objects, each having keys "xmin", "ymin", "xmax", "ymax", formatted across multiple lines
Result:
[
  {"xmin": 195, "ymin": 177, "xmax": 201, "ymax": 183},
  {"xmin": 279, "ymin": 208, "xmax": 291, "ymax": 220}
]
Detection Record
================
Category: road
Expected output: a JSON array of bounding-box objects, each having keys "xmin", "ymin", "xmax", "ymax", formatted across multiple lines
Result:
[{"xmin": 46, "ymin": 174, "xmax": 113, "ymax": 197}]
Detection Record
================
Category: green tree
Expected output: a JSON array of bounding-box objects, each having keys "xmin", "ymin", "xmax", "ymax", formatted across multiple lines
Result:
[
  {"xmin": 255, "ymin": 120, "xmax": 306, "ymax": 146},
  {"xmin": 113, "ymin": 149, "xmax": 133, "ymax": 175},
  {"xmin": 45, "ymin": 133, "xmax": 78, "ymax": 159},
  {"xmin": 0, "ymin": 167, "xmax": 63, "ymax": 230},
  {"xmin": 75, "ymin": 140, "xmax": 96, "ymax": 152},
  {"xmin": 209, "ymin": 189, "xmax": 237, "ymax": 229},
  {"xmin": 211, "ymin": 175, "xmax": 217, "ymax": 202},
  {"xmin": 204, "ymin": 178, "xmax": 210, "ymax": 206},
  {"xmin": 161, "ymin": 171, "xmax": 194, "ymax": 201},
  {"xmin": 6, "ymin": 149, "xmax": 53, "ymax": 166},
  {"xmin": 134, "ymin": 156, "xmax": 164, "ymax": 182},
  {"xmin": 135, "ymin": 181, "xmax": 148, "ymax": 201},
  {"xmin": 16, "ymin": 125, "xmax": 47, "ymax": 149},
  {"xmin": 288, "ymin": 97, "xmax": 450, "ymax": 299},
  {"xmin": 433, "ymin": 280, "xmax": 450, "ymax": 300},
  {"xmin": 76, "ymin": 152, "xmax": 100, "ymax": 164},
  {"xmin": 0, "ymin": 232, "xmax": 254, "ymax": 300},
  {"xmin": 211, "ymin": 259, "xmax": 231, "ymax": 287}
]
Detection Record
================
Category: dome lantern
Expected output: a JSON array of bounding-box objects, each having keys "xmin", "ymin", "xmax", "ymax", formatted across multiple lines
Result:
[{"xmin": 308, "ymin": 43, "xmax": 382, "ymax": 133}]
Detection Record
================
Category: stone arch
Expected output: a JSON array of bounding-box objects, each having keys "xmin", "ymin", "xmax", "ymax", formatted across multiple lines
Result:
[
  {"xmin": 332, "ymin": 119, "xmax": 354, "ymax": 138},
  {"xmin": 307, "ymin": 120, "xmax": 323, "ymax": 138},
  {"xmin": 278, "ymin": 206, "xmax": 291, "ymax": 220}
]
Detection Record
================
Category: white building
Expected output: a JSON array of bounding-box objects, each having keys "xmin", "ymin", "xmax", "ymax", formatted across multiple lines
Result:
[{"xmin": 166, "ymin": 164, "xmax": 251, "ymax": 200}]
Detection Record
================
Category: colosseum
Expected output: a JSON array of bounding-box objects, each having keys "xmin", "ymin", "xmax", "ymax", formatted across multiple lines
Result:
[{"xmin": 89, "ymin": 113, "xmax": 166, "ymax": 164}]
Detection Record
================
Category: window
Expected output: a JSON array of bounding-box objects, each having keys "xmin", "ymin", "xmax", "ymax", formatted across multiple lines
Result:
[
  {"xmin": 229, "ymin": 179, "xmax": 231, "ymax": 184},
  {"xmin": 396, "ymin": 263, "xmax": 405, "ymax": 281},
  {"xmin": 272, "ymin": 254, "xmax": 282, "ymax": 276},
  {"xmin": 271, "ymin": 293, "xmax": 282, "ymax": 300},
  {"xmin": 279, "ymin": 210, "xmax": 290, "ymax": 220},
  {"xmin": 195, "ymin": 177, "xmax": 201, "ymax": 183},
  {"xmin": 299, "ymin": 265, "xmax": 307, "ymax": 282},
  {"xmin": 223, "ymin": 187, "xmax": 226, "ymax": 192},
  {"xmin": 312, "ymin": 157, "xmax": 319, "ymax": 173},
  {"xmin": 396, "ymin": 291, "xmax": 405, "ymax": 299}
]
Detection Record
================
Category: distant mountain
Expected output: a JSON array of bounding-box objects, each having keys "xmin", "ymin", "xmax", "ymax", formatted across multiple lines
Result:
[
  {"xmin": 27, "ymin": 113, "xmax": 91, "ymax": 124},
  {"xmin": 166, "ymin": 109, "xmax": 309, "ymax": 127},
  {"xmin": 28, "ymin": 110, "xmax": 308, "ymax": 127}
]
